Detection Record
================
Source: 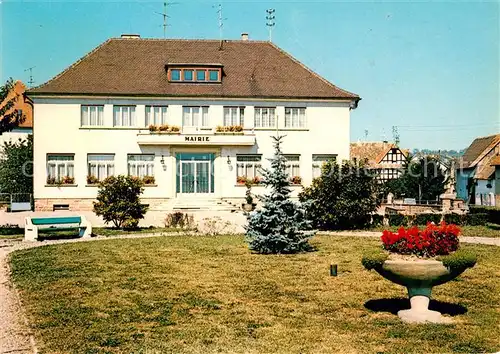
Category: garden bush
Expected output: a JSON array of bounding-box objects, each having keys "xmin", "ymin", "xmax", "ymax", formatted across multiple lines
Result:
[
  {"xmin": 413, "ymin": 213, "xmax": 442, "ymax": 226},
  {"xmin": 164, "ymin": 212, "xmax": 195, "ymax": 229},
  {"xmin": 469, "ymin": 206, "xmax": 500, "ymax": 224},
  {"xmin": 0, "ymin": 224, "xmax": 23, "ymax": 235},
  {"xmin": 388, "ymin": 214, "xmax": 407, "ymax": 227},
  {"xmin": 465, "ymin": 213, "xmax": 488, "ymax": 226},
  {"xmin": 371, "ymin": 214, "xmax": 384, "ymax": 227},
  {"xmin": 93, "ymin": 175, "xmax": 148, "ymax": 229},
  {"xmin": 443, "ymin": 213, "xmax": 465, "ymax": 225}
]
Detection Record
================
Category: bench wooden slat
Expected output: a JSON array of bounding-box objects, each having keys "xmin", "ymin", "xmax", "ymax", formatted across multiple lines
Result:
[{"xmin": 31, "ymin": 217, "xmax": 82, "ymax": 225}]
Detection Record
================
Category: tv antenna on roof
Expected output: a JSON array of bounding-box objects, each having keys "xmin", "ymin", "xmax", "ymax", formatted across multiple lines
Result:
[
  {"xmin": 24, "ymin": 66, "xmax": 36, "ymax": 88},
  {"xmin": 155, "ymin": 2, "xmax": 178, "ymax": 38},
  {"xmin": 266, "ymin": 8, "xmax": 275, "ymax": 42},
  {"xmin": 215, "ymin": 4, "xmax": 227, "ymax": 41}
]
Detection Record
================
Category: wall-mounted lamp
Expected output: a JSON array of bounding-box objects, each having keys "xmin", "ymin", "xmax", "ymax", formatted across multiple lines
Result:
[
  {"xmin": 160, "ymin": 155, "xmax": 165, "ymax": 165},
  {"xmin": 227, "ymin": 155, "xmax": 231, "ymax": 165}
]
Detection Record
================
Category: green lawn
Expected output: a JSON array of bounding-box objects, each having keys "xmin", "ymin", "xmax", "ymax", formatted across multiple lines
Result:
[{"xmin": 10, "ymin": 235, "xmax": 500, "ymax": 353}]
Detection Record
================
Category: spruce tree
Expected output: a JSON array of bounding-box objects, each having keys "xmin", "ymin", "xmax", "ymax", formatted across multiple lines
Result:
[{"xmin": 245, "ymin": 135, "xmax": 315, "ymax": 254}]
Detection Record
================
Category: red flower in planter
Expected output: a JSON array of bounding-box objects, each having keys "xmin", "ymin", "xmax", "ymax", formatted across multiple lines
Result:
[{"xmin": 381, "ymin": 222, "xmax": 460, "ymax": 257}]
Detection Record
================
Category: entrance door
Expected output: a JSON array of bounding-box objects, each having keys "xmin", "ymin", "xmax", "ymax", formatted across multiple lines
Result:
[{"xmin": 176, "ymin": 153, "xmax": 215, "ymax": 195}]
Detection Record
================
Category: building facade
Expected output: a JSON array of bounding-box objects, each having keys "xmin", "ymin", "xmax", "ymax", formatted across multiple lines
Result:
[
  {"xmin": 28, "ymin": 35, "xmax": 360, "ymax": 211},
  {"xmin": 350, "ymin": 142, "xmax": 408, "ymax": 183},
  {"xmin": 456, "ymin": 134, "xmax": 499, "ymax": 206}
]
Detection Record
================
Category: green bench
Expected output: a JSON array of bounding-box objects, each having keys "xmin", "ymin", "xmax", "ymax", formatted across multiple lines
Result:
[{"xmin": 24, "ymin": 216, "xmax": 92, "ymax": 241}]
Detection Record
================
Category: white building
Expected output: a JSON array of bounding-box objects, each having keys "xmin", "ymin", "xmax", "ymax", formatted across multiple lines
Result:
[{"xmin": 28, "ymin": 35, "xmax": 360, "ymax": 211}]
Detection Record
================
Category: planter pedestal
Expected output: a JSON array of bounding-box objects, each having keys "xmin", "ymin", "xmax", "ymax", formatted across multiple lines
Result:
[
  {"xmin": 372, "ymin": 259, "xmax": 472, "ymax": 324},
  {"xmin": 398, "ymin": 291, "xmax": 452, "ymax": 324}
]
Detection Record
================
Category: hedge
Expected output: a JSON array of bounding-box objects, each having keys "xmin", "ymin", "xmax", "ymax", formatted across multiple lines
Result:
[
  {"xmin": 465, "ymin": 213, "xmax": 488, "ymax": 226},
  {"xmin": 413, "ymin": 213, "xmax": 442, "ymax": 226},
  {"xmin": 388, "ymin": 214, "xmax": 408, "ymax": 227},
  {"xmin": 469, "ymin": 206, "xmax": 500, "ymax": 225},
  {"xmin": 443, "ymin": 213, "xmax": 465, "ymax": 225},
  {"xmin": 372, "ymin": 214, "xmax": 384, "ymax": 226}
]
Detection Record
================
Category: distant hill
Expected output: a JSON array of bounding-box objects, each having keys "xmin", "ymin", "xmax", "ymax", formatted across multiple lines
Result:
[{"xmin": 411, "ymin": 149, "xmax": 465, "ymax": 157}]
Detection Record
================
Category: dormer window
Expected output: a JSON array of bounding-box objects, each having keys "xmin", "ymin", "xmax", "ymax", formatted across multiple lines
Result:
[{"xmin": 166, "ymin": 64, "xmax": 223, "ymax": 83}]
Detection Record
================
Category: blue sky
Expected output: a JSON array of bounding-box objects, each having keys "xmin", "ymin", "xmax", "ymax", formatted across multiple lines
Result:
[{"xmin": 1, "ymin": 0, "xmax": 498, "ymax": 150}]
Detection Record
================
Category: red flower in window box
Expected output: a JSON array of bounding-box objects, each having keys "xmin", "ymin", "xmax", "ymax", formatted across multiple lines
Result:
[{"xmin": 236, "ymin": 176, "xmax": 247, "ymax": 185}]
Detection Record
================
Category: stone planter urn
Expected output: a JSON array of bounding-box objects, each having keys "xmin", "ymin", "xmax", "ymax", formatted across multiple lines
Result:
[{"xmin": 371, "ymin": 258, "xmax": 474, "ymax": 324}]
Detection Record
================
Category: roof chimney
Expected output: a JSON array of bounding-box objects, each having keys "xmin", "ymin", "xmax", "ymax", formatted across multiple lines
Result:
[
  {"xmin": 241, "ymin": 33, "xmax": 249, "ymax": 41},
  {"xmin": 121, "ymin": 34, "xmax": 141, "ymax": 39}
]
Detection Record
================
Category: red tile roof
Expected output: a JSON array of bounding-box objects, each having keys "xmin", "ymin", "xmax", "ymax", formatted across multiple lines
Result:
[{"xmin": 28, "ymin": 38, "xmax": 360, "ymax": 101}]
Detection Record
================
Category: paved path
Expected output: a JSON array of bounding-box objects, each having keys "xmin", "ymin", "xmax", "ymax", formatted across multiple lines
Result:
[{"xmin": 0, "ymin": 231, "xmax": 498, "ymax": 353}]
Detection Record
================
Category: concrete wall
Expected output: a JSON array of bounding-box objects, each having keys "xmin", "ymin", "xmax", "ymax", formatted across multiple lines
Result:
[{"xmin": 33, "ymin": 97, "xmax": 352, "ymax": 208}]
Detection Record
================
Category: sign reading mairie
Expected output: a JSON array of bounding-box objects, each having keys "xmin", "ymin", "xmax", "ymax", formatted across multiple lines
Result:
[
  {"xmin": 185, "ymin": 136, "xmax": 210, "ymax": 142},
  {"xmin": 137, "ymin": 133, "xmax": 256, "ymax": 146}
]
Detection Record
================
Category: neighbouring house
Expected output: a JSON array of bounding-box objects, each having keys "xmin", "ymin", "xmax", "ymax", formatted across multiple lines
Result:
[
  {"xmin": 490, "ymin": 155, "xmax": 500, "ymax": 206},
  {"xmin": 0, "ymin": 80, "xmax": 33, "ymax": 145},
  {"xmin": 27, "ymin": 34, "xmax": 360, "ymax": 211},
  {"xmin": 350, "ymin": 142, "xmax": 408, "ymax": 183},
  {"xmin": 456, "ymin": 133, "xmax": 500, "ymax": 206}
]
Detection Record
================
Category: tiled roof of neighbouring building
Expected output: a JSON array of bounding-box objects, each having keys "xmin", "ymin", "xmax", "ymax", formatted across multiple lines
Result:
[{"xmin": 28, "ymin": 38, "xmax": 360, "ymax": 101}]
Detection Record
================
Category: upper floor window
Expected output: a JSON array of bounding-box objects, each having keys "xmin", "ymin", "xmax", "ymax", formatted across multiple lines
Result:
[
  {"xmin": 113, "ymin": 106, "xmax": 136, "ymax": 127},
  {"xmin": 168, "ymin": 67, "xmax": 222, "ymax": 83},
  {"xmin": 183, "ymin": 106, "xmax": 209, "ymax": 127},
  {"xmin": 285, "ymin": 108, "xmax": 306, "ymax": 128},
  {"xmin": 46, "ymin": 154, "xmax": 74, "ymax": 184},
  {"xmin": 224, "ymin": 107, "xmax": 245, "ymax": 126},
  {"xmin": 88, "ymin": 154, "xmax": 114, "ymax": 182},
  {"xmin": 382, "ymin": 148, "xmax": 405, "ymax": 163},
  {"xmin": 312, "ymin": 154, "xmax": 337, "ymax": 179},
  {"xmin": 254, "ymin": 107, "xmax": 276, "ymax": 128},
  {"xmin": 146, "ymin": 106, "xmax": 168, "ymax": 126},
  {"xmin": 81, "ymin": 105, "xmax": 104, "ymax": 126}
]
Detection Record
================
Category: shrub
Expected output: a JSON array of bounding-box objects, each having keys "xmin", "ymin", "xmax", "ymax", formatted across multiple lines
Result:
[
  {"xmin": 362, "ymin": 249, "xmax": 388, "ymax": 270},
  {"xmin": 93, "ymin": 175, "xmax": 148, "ymax": 229},
  {"xmin": 201, "ymin": 216, "xmax": 235, "ymax": 236},
  {"xmin": 0, "ymin": 224, "xmax": 23, "ymax": 235},
  {"xmin": 299, "ymin": 159, "xmax": 379, "ymax": 230},
  {"xmin": 381, "ymin": 222, "xmax": 460, "ymax": 257},
  {"xmin": 388, "ymin": 213, "xmax": 407, "ymax": 227},
  {"xmin": 469, "ymin": 206, "xmax": 500, "ymax": 224},
  {"xmin": 465, "ymin": 213, "xmax": 488, "ymax": 226},
  {"xmin": 164, "ymin": 212, "xmax": 195, "ymax": 229},
  {"xmin": 437, "ymin": 249, "xmax": 477, "ymax": 270},
  {"xmin": 371, "ymin": 214, "xmax": 384, "ymax": 226},
  {"xmin": 413, "ymin": 213, "xmax": 442, "ymax": 226},
  {"xmin": 443, "ymin": 213, "xmax": 465, "ymax": 225}
]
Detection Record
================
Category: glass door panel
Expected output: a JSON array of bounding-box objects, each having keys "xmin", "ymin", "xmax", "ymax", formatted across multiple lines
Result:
[
  {"xmin": 196, "ymin": 162, "xmax": 210, "ymax": 193},
  {"xmin": 181, "ymin": 162, "xmax": 195, "ymax": 193}
]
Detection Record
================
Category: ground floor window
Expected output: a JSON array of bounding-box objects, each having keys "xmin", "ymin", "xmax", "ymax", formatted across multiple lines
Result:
[
  {"xmin": 236, "ymin": 155, "xmax": 262, "ymax": 184},
  {"xmin": 312, "ymin": 154, "xmax": 337, "ymax": 179},
  {"xmin": 284, "ymin": 155, "xmax": 301, "ymax": 184},
  {"xmin": 88, "ymin": 154, "xmax": 115, "ymax": 183},
  {"xmin": 46, "ymin": 154, "xmax": 74, "ymax": 184},
  {"xmin": 128, "ymin": 154, "xmax": 155, "ymax": 183}
]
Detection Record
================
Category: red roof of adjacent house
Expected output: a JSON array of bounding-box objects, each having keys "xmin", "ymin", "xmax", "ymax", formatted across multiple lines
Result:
[
  {"xmin": 0, "ymin": 81, "xmax": 33, "ymax": 128},
  {"xmin": 28, "ymin": 38, "xmax": 360, "ymax": 101},
  {"xmin": 350, "ymin": 142, "xmax": 408, "ymax": 168},
  {"xmin": 459, "ymin": 134, "xmax": 500, "ymax": 180}
]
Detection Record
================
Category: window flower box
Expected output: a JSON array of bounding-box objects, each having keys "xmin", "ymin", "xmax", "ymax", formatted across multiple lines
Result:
[
  {"xmin": 148, "ymin": 124, "xmax": 180, "ymax": 134},
  {"xmin": 47, "ymin": 176, "xmax": 75, "ymax": 185},
  {"xmin": 86, "ymin": 175, "xmax": 99, "ymax": 185},
  {"xmin": 290, "ymin": 176, "xmax": 302, "ymax": 185},
  {"xmin": 236, "ymin": 176, "xmax": 262, "ymax": 185},
  {"xmin": 142, "ymin": 175, "xmax": 155, "ymax": 185},
  {"xmin": 216, "ymin": 125, "xmax": 244, "ymax": 134}
]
